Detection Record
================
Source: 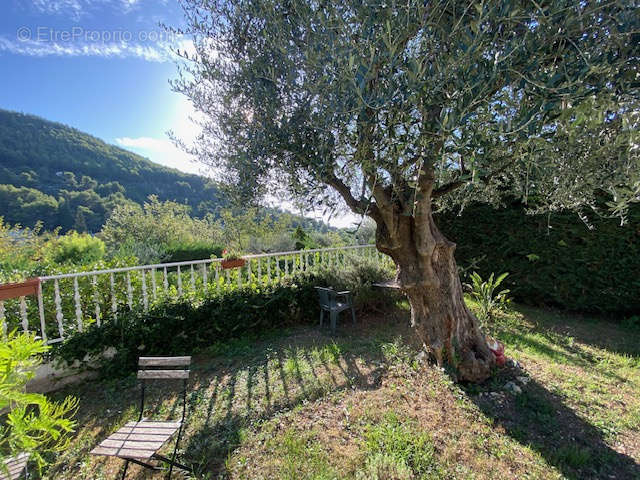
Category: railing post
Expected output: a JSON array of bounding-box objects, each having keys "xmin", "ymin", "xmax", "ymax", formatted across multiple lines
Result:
[
  {"xmin": 190, "ymin": 265, "xmax": 196, "ymax": 291},
  {"xmin": 54, "ymin": 279, "xmax": 64, "ymax": 338},
  {"xmin": 201, "ymin": 264, "xmax": 207, "ymax": 291},
  {"xmin": 141, "ymin": 269, "xmax": 148, "ymax": 313},
  {"xmin": 126, "ymin": 272, "xmax": 133, "ymax": 310},
  {"xmin": 177, "ymin": 266, "xmax": 183, "ymax": 296},
  {"xmin": 267, "ymin": 258, "xmax": 271, "ymax": 284},
  {"xmin": 92, "ymin": 275, "xmax": 101, "ymax": 326},
  {"xmin": 110, "ymin": 273, "xmax": 118, "ymax": 319},
  {"xmin": 73, "ymin": 277, "xmax": 83, "ymax": 332},
  {"xmin": 0, "ymin": 300, "xmax": 5, "ymax": 338},
  {"xmin": 37, "ymin": 281, "xmax": 47, "ymax": 342},
  {"xmin": 163, "ymin": 267, "xmax": 168, "ymax": 294},
  {"xmin": 151, "ymin": 268, "xmax": 157, "ymax": 301},
  {"xmin": 257, "ymin": 258, "xmax": 262, "ymax": 285}
]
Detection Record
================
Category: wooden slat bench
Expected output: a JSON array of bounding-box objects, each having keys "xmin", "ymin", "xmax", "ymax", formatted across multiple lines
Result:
[{"xmin": 0, "ymin": 452, "xmax": 29, "ymax": 480}]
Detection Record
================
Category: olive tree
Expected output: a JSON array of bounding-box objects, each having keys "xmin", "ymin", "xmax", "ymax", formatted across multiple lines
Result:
[{"xmin": 172, "ymin": 0, "xmax": 639, "ymax": 381}]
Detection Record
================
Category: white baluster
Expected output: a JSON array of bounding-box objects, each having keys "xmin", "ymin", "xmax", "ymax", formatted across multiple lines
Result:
[
  {"xmin": 73, "ymin": 277, "xmax": 83, "ymax": 332},
  {"xmin": 54, "ymin": 279, "xmax": 64, "ymax": 337},
  {"xmin": 215, "ymin": 266, "xmax": 220, "ymax": 293},
  {"xmin": 0, "ymin": 300, "xmax": 6, "ymax": 338},
  {"xmin": 126, "ymin": 272, "xmax": 133, "ymax": 310},
  {"xmin": 110, "ymin": 273, "xmax": 118, "ymax": 319},
  {"xmin": 202, "ymin": 264, "xmax": 207, "ymax": 290},
  {"xmin": 163, "ymin": 267, "xmax": 168, "ymax": 293},
  {"xmin": 305, "ymin": 253, "xmax": 309, "ymax": 271},
  {"xmin": 177, "ymin": 266, "xmax": 183, "ymax": 295},
  {"xmin": 151, "ymin": 268, "xmax": 157, "ymax": 301},
  {"xmin": 92, "ymin": 275, "xmax": 101, "ymax": 326},
  {"xmin": 237, "ymin": 264, "xmax": 242, "ymax": 288},
  {"xmin": 276, "ymin": 256, "xmax": 281, "ymax": 281},
  {"xmin": 190, "ymin": 265, "xmax": 195, "ymax": 291},
  {"xmin": 141, "ymin": 269, "xmax": 148, "ymax": 312},
  {"xmin": 257, "ymin": 258, "xmax": 262, "ymax": 285},
  {"xmin": 267, "ymin": 258, "xmax": 271, "ymax": 284},
  {"xmin": 37, "ymin": 282, "xmax": 47, "ymax": 342},
  {"xmin": 284, "ymin": 256, "xmax": 289, "ymax": 276},
  {"xmin": 247, "ymin": 260, "xmax": 252, "ymax": 283},
  {"xmin": 19, "ymin": 296, "xmax": 28, "ymax": 333}
]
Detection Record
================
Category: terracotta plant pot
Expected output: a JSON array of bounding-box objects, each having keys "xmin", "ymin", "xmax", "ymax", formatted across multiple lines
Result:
[
  {"xmin": 0, "ymin": 278, "xmax": 40, "ymax": 301},
  {"xmin": 221, "ymin": 258, "xmax": 246, "ymax": 269}
]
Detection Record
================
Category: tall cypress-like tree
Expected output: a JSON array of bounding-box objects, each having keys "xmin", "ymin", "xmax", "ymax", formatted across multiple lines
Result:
[{"xmin": 172, "ymin": 0, "xmax": 639, "ymax": 381}]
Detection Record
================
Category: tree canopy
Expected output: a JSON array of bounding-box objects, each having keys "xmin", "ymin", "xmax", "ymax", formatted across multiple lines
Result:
[{"xmin": 174, "ymin": 0, "xmax": 639, "ymax": 223}]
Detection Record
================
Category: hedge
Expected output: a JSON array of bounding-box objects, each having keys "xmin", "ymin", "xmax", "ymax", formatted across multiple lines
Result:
[
  {"xmin": 437, "ymin": 201, "xmax": 640, "ymax": 316},
  {"xmin": 53, "ymin": 257, "xmax": 395, "ymax": 376}
]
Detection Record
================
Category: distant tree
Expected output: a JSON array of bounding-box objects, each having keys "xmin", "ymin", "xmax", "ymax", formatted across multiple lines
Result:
[
  {"xmin": 73, "ymin": 208, "xmax": 88, "ymax": 233},
  {"xmin": 174, "ymin": 0, "xmax": 638, "ymax": 381},
  {"xmin": 293, "ymin": 226, "xmax": 310, "ymax": 250}
]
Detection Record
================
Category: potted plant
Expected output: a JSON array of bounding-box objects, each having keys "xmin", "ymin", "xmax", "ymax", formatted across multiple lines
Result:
[{"xmin": 220, "ymin": 249, "xmax": 246, "ymax": 269}]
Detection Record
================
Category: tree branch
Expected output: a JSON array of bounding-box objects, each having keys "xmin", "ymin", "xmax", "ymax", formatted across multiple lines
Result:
[
  {"xmin": 431, "ymin": 158, "xmax": 518, "ymax": 198},
  {"xmin": 325, "ymin": 172, "xmax": 383, "ymax": 224}
]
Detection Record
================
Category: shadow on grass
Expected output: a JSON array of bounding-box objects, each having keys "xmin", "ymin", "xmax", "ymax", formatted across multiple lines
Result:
[
  {"xmin": 468, "ymin": 377, "xmax": 640, "ymax": 479},
  {"xmin": 180, "ymin": 331, "xmax": 388, "ymax": 477},
  {"xmin": 513, "ymin": 305, "xmax": 640, "ymax": 360}
]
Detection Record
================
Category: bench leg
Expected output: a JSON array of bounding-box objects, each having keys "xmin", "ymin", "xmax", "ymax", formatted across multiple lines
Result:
[
  {"xmin": 351, "ymin": 306, "xmax": 356, "ymax": 325},
  {"xmin": 330, "ymin": 311, "xmax": 337, "ymax": 334},
  {"xmin": 319, "ymin": 309, "xmax": 324, "ymax": 327}
]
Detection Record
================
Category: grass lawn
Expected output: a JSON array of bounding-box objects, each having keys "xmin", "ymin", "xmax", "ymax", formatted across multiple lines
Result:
[{"xmin": 43, "ymin": 301, "xmax": 640, "ymax": 479}]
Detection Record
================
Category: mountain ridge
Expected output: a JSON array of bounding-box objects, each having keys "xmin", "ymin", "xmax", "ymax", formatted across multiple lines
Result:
[{"xmin": 0, "ymin": 108, "xmax": 226, "ymax": 231}]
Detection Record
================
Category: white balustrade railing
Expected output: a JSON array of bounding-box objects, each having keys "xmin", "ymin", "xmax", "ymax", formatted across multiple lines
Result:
[{"xmin": 0, "ymin": 244, "xmax": 388, "ymax": 345}]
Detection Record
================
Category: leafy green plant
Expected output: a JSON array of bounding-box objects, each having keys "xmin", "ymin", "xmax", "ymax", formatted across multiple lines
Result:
[
  {"xmin": 467, "ymin": 272, "xmax": 511, "ymax": 323},
  {"xmin": 0, "ymin": 331, "xmax": 78, "ymax": 475},
  {"xmin": 48, "ymin": 231, "xmax": 106, "ymax": 265},
  {"xmin": 222, "ymin": 249, "xmax": 243, "ymax": 261}
]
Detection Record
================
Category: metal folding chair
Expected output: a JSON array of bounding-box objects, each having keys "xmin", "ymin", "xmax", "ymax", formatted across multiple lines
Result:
[
  {"xmin": 315, "ymin": 287, "xmax": 356, "ymax": 334},
  {"xmin": 91, "ymin": 356, "xmax": 192, "ymax": 479}
]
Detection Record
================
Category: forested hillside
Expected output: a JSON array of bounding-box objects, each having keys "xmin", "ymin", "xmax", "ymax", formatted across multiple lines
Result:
[{"xmin": 0, "ymin": 109, "xmax": 226, "ymax": 231}]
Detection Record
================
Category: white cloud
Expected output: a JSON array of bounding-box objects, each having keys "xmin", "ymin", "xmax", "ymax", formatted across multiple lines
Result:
[
  {"xmin": 29, "ymin": 0, "xmax": 142, "ymax": 18},
  {"xmin": 0, "ymin": 36, "xmax": 173, "ymax": 62},
  {"xmin": 115, "ymin": 136, "xmax": 203, "ymax": 175},
  {"xmin": 31, "ymin": 0, "xmax": 85, "ymax": 19}
]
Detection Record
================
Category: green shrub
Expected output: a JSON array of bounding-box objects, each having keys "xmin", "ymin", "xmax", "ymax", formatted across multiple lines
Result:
[
  {"xmin": 54, "ymin": 258, "xmax": 394, "ymax": 376},
  {"xmin": 0, "ymin": 331, "xmax": 77, "ymax": 474},
  {"xmin": 48, "ymin": 231, "xmax": 105, "ymax": 265},
  {"xmin": 164, "ymin": 240, "xmax": 224, "ymax": 263},
  {"xmin": 438, "ymin": 201, "xmax": 640, "ymax": 315}
]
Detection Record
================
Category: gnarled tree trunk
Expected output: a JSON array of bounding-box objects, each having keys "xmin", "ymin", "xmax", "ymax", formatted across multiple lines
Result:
[{"xmin": 373, "ymin": 176, "xmax": 493, "ymax": 383}]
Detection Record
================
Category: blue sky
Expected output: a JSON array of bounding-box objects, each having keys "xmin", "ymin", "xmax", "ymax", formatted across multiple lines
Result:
[
  {"xmin": 0, "ymin": 0, "xmax": 203, "ymax": 174},
  {"xmin": 0, "ymin": 0, "xmax": 360, "ymax": 227}
]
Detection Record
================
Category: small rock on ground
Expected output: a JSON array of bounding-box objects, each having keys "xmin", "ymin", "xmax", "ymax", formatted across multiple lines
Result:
[{"xmin": 504, "ymin": 381, "xmax": 522, "ymax": 395}]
